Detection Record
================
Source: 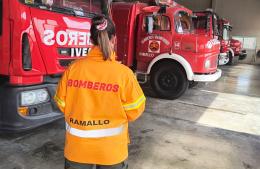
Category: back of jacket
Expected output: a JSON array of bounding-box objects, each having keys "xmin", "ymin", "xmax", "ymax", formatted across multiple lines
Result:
[{"xmin": 54, "ymin": 47, "xmax": 146, "ymax": 165}]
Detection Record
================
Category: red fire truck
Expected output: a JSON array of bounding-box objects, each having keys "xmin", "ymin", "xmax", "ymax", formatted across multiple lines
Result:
[
  {"xmin": 193, "ymin": 10, "xmax": 246, "ymax": 65},
  {"xmin": 0, "ymin": 0, "xmax": 109, "ymax": 132},
  {"xmin": 193, "ymin": 10, "xmax": 230, "ymax": 65},
  {"xmin": 218, "ymin": 18, "xmax": 247, "ymax": 61},
  {"xmin": 112, "ymin": 1, "xmax": 221, "ymax": 100},
  {"xmin": 231, "ymin": 39, "xmax": 247, "ymax": 61},
  {"xmin": 218, "ymin": 18, "xmax": 245, "ymax": 64}
]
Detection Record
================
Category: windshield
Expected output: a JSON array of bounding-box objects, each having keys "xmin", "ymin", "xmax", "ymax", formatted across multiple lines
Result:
[
  {"xmin": 175, "ymin": 11, "xmax": 193, "ymax": 33},
  {"xmin": 21, "ymin": 0, "xmax": 108, "ymax": 17},
  {"xmin": 192, "ymin": 15, "xmax": 207, "ymax": 30}
]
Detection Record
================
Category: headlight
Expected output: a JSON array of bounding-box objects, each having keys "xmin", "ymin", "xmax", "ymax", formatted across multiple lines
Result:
[
  {"xmin": 205, "ymin": 60, "xmax": 211, "ymax": 69},
  {"xmin": 21, "ymin": 89, "xmax": 50, "ymax": 106}
]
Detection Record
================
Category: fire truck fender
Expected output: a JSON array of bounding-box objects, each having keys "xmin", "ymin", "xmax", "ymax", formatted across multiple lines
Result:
[
  {"xmin": 146, "ymin": 53, "xmax": 194, "ymax": 81},
  {"xmin": 228, "ymin": 48, "xmax": 235, "ymax": 57}
]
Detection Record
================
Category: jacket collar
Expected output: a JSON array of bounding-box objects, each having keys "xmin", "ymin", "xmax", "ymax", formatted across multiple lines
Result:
[{"xmin": 87, "ymin": 46, "xmax": 116, "ymax": 61}]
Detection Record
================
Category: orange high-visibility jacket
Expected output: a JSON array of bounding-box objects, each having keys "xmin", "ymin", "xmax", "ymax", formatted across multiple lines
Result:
[{"xmin": 54, "ymin": 47, "xmax": 146, "ymax": 165}]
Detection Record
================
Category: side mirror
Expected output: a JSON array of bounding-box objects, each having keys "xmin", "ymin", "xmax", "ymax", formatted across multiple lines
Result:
[{"xmin": 146, "ymin": 16, "xmax": 154, "ymax": 34}]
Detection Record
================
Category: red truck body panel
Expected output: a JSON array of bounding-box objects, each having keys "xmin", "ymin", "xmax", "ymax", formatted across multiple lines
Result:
[
  {"xmin": 1, "ymin": 0, "xmax": 93, "ymax": 85},
  {"xmin": 230, "ymin": 38, "xmax": 242, "ymax": 55},
  {"xmin": 112, "ymin": 2, "xmax": 146, "ymax": 67},
  {"xmin": 30, "ymin": 8, "xmax": 92, "ymax": 74},
  {"xmin": 0, "ymin": 0, "xmax": 11, "ymax": 75}
]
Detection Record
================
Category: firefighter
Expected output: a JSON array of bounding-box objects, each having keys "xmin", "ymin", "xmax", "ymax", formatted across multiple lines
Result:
[{"xmin": 54, "ymin": 15, "xmax": 146, "ymax": 169}]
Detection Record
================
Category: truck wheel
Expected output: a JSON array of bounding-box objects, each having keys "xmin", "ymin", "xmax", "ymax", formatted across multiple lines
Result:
[
  {"xmin": 218, "ymin": 54, "xmax": 230, "ymax": 65},
  {"xmin": 239, "ymin": 50, "xmax": 247, "ymax": 60},
  {"xmin": 150, "ymin": 63, "xmax": 188, "ymax": 100},
  {"xmin": 227, "ymin": 52, "xmax": 238, "ymax": 65},
  {"xmin": 227, "ymin": 55, "xmax": 234, "ymax": 65}
]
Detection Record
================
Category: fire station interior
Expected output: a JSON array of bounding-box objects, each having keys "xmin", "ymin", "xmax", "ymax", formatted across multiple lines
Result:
[{"xmin": 0, "ymin": 0, "xmax": 260, "ymax": 169}]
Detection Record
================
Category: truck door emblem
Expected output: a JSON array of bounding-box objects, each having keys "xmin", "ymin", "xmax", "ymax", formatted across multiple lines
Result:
[{"xmin": 148, "ymin": 40, "xmax": 160, "ymax": 53}]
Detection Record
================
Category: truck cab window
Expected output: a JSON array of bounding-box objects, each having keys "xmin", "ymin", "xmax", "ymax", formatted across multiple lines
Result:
[
  {"xmin": 0, "ymin": 0, "xmax": 2, "ymax": 35},
  {"xmin": 175, "ymin": 11, "xmax": 193, "ymax": 33},
  {"xmin": 144, "ymin": 15, "xmax": 170, "ymax": 31},
  {"xmin": 153, "ymin": 15, "xmax": 170, "ymax": 31},
  {"xmin": 192, "ymin": 16, "xmax": 207, "ymax": 30}
]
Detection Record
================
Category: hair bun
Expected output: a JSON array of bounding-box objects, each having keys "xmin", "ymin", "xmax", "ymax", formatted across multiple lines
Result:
[{"xmin": 96, "ymin": 19, "xmax": 108, "ymax": 31}]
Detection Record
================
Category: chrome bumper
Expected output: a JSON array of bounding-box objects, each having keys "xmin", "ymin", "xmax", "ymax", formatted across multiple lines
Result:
[{"xmin": 193, "ymin": 69, "xmax": 222, "ymax": 82}]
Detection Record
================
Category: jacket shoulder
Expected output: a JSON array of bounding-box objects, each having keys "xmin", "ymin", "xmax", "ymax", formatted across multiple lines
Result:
[{"xmin": 113, "ymin": 62, "xmax": 135, "ymax": 76}]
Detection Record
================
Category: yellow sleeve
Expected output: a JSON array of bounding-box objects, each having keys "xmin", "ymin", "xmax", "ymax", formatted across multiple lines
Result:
[
  {"xmin": 54, "ymin": 69, "xmax": 69, "ymax": 113},
  {"xmin": 122, "ymin": 70, "xmax": 146, "ymax": 122}
]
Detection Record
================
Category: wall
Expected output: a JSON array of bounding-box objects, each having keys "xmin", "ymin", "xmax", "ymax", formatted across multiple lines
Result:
[
  {"xmin": 176, "ymin": 0, "xmax": 260, "ymax": 64},
  {"xmin": 175, "ymin": 0, "xmax": 211, "ymax": 11},
  {"xmin": 213, "ymin": 0, "xmax": 260, "ymax": 48},
  {"xmin": 214, "ymin": 0, "xmax": 260, "ymax": 64}
]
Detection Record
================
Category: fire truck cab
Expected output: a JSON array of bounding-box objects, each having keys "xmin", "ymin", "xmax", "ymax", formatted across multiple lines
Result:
[
  {"xmin": 0, "ymin": 0, "xmax": 108, "ymax": 132},
  {"xmin": 112, "ymin": 1, "xmax": 222, "ymax": 100},
  {"xmin": 218, "ymin": 18, "xmax": 247, "ymax": 62},
  {"xmin": 193, "ymin": 10, "xmax": 231, "ymax": 65},
  {"xmin": 193, "ymin": 10, "xmax": 246, "ymax": 65},
  {"xmin": 217, "ymin": 18, "xmax": 235, "ymax": 65}
]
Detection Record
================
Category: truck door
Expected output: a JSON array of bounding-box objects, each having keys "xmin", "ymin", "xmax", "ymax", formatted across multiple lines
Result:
[
  {"xmin": 173, "ymin": 10, "xmax": 197, "ymax": 66},
  {"xmin": 0, "ymin": 0, "xmax": 2, "ymax": 36},
  {"xmin": 0, "ymin": 0, "xmax": 10, "ymax": 75},
  {"xmin": 136, "ymin": 14, "xmax": 172, "ymax": 70}
]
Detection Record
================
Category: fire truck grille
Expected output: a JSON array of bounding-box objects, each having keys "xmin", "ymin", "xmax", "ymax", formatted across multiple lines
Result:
[{"xmin": 59, "ymin": 59, "xmax": 75, "ymax": 67}]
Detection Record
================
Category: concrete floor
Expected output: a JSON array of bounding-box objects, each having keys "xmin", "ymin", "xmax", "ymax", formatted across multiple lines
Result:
[{"xmin": 1, "ymin": 64, "xmax": 260, "ymax": 169}]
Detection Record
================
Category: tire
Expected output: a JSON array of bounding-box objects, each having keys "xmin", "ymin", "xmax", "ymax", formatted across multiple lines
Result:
[
  {"xmin": 227, "ymin": 52, "xmax": 238, "ymax": 65},
  {"xmin": 150, "ymin": 62, "xmax": 188, "ymax": 100},
  {"xmin": 218, "ymin": 54, "xmax": 230, "ymax": 66},
  {"xmin": 189, "ymin": 81, "xmax": 199, "ymax": 88}
]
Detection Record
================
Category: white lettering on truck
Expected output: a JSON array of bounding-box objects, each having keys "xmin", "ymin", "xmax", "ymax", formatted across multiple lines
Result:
[
  {"xmin": 56, "ymin": 31, "xmax": 68, "ymax": 46},
  {"xmin": 71, "ymin": 48, "xmax": 90, "ymax": 57},
  {"xmin": 141, "ymin": 35, "xmax": 170, "ymax": 45},
  {"xmin": 43, "ymin": 30, "xmax": 91, "ymax": 46},
  {"xmin": 43, "ymin": 30, "xmax": 55, "ymax": 46}
]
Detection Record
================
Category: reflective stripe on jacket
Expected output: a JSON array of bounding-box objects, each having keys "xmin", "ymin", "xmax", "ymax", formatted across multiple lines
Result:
[{"xmin": 54, "ymin": 47, "xmax": 145, "ymax": 165}]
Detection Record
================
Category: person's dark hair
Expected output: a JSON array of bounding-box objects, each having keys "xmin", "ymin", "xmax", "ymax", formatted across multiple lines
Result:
[{"xmin": 90, "ymin": 15, "xmax": 116, "ymax": 60}]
